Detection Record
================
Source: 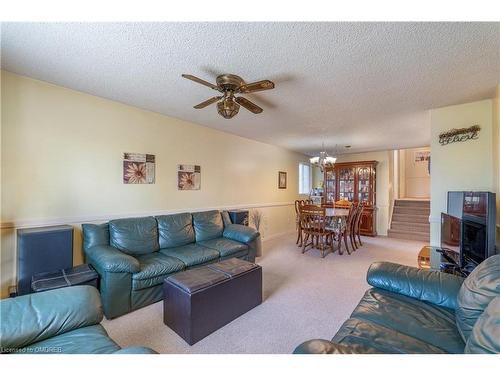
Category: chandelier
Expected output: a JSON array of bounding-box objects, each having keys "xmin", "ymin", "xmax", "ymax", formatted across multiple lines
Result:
[{"xmin": 310, "ymin": 144, "xmax": 337, "ymax": 171}]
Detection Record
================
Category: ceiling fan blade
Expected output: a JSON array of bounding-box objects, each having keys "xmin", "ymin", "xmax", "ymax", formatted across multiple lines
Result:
[
  {"xmin": 239, "ymin": 80, "xmax": 275, "ymax": 93},
  {"xmin": 235, "ymin": 97, "xmax": 263, "ymax": 114},
  {"xmin": 182, "ymin": 74, "xmax": 220, "ymax": 91},
  {"xmin": 193, "ymin": 96, "xmax": 222, "ymax": 109}
]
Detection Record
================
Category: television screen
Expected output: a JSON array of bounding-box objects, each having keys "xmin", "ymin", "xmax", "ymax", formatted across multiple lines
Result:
[
  {"xmin": 463, "ymin": 192, "xmax": 488, "ymax": 219},
  {"xmin": 462, "ymin": 220, "xmax": 487, "ymax": 265},
  {"xmin": 441, "ymin": 213, "xmax": 461, "ymax": 254}
]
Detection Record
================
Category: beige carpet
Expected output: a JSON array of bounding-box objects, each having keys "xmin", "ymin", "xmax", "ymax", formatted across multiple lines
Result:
[{"xmin": 102, "ymin": 234, "xmax": 426, "ymax": 354}]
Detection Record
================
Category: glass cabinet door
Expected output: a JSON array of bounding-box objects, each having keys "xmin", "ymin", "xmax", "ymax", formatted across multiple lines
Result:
[
  {"xmin": 325, "ymin": 169, "xmax": 336, "ymax": 204},
  {"xmin": 338, "ymin": 167, "xmax": 355, "ymax": 201},
  {"xmin": 357, "ymin": 166, "xmax": 371, "ymax": 204}
]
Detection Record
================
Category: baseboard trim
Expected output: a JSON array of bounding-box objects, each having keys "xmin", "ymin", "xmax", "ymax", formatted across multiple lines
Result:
[{"xmin": 0, "ymin": 202, "xmax": 295, "ymax": 230}]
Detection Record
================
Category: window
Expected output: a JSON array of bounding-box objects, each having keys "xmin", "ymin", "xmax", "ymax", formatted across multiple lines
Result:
[{"xmin": 299, "ymin": 163, "xmax": 311, "ymax": 194}]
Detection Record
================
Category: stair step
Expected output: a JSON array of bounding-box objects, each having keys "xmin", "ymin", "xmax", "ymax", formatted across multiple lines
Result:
[
  {"xmin": 394, "ymin": 200, "xmax": 430, "ymax": 207},
  {"xmin": 393, "ymin": 206, "xmax": 430, "ymax": 215},
  {"xmin": 387, "ymin": 229, "xmax": 430, "ymax": 241},
  {"xmin": 392, "ymin": 213, "xmax": 430, "ymax": 223},
  {"xmin": 391, "ymin": 221, "xmax": 430, "ymax": 233}
]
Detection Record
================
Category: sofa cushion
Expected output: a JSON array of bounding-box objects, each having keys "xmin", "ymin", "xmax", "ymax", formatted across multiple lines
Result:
[
  {"xmin": 456, "ymin": 254, "xmax": 500, "ymax": 341},
  {"xmin": 192, "ymin": 210, "xmax": 224, "ymax": 241},
  {"xmin": 132, "ymin": 253, "xmax": 185, "ymax": 291},
  {"xmin": 156, "ymin": 213, "xmax": 195, "ymax": 249},
  {"xmin": 342, "ymin": 288, "xmax": 465, "ymax": 353},
  {"xmin": 221, "ymin": 211, "xmax": 232, "ymax": 227},
  {"xmin": 223, "ymin": 224, "xmax": 260, "ymax": 244},
  {"xmin": 0, "ymin": 285, "xmax": 103, "ymax": 350},
  {"xmin": 220, "ymin": 249, "xmax": 249, "ymax": 261},
  {"xmin": 464, "ymin": 297, "xmax": 500, "ymax": 354},
  {"xmin": 198, "ymin": 238, "xmax": 248, "ymax": 258},
  {"xmin": 109, "ymin": 217, "xmax": 159, "ymax": 255},
  {"xmin": 20, "ymin": 325, "xmax": 120, "ymax": 354},
  {"xmin": 82, "ymin": 223, "xmax": 110, "ymax": 251},
  {"xmin": 333, "ymin": 318, "xmax": 448, "ymax": 354},
  {"xmin": 160, "ymin": 243, "xmax": 220, "ymax": 267}
]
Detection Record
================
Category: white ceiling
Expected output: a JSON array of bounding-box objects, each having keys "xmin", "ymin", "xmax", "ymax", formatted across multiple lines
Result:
[{"xmin": 1, "ymin": 22, "xmax": 499, "ymax": 155}]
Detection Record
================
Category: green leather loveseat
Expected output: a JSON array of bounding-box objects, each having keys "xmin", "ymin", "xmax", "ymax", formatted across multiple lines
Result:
[
  {"xmin": 294, "ymin": 254, "xmax": 500, "ymax": 354},
  {"xmin": 0, "ymin": 285, "xmax": 156, "ymax": 354},
  {"xmin": 82, "ymin": 210, "xmax": 261, "ymax": 319}
]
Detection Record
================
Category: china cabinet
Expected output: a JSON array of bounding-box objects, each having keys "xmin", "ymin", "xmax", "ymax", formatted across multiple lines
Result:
[{"xmin": 323, "ymin": 160, "xmax": 377, "ymax": 236}]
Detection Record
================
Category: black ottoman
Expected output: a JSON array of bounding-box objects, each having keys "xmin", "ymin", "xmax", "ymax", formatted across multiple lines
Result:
[
  {"xmin": 163, "ymin": 258, "xmax": 262, "ymax": 345},
  {"xmin": 31, "ymin": 264, "xmax": 99, "ymax": 293}
]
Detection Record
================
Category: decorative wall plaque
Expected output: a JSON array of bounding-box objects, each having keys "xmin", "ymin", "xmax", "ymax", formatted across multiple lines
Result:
[{"xmin": 439, "ymin": 125, "xmax": 480, "ymax": 146}]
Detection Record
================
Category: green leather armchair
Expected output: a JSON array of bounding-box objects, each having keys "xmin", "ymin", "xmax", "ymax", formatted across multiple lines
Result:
[
  {"xmin": 82, "ymin": 210, "xmax": 261, "ymax": 319},
  {"xmin": 294, "ymin": 254, "xmax": 500, "ymax": 354},
  {"xmin": 0, "ymin": 286, "xmax": 157, "ymax": 354}
]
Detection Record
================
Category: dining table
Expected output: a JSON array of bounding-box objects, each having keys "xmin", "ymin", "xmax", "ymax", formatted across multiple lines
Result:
[{"xmin": 323, "ymin": 207, "xmax": 350, "ymax": 235}]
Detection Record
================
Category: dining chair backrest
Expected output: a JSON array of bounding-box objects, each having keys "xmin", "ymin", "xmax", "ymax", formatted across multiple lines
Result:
[
  {"xmin": 299, "ymin": 204, "xmax": 326, "ymax": 233},
  {"xmin": 334, "ymin": 200, "xmax": 352, "ymax": 208},
  {"xmin": 355, "ymin": 202, "xmax": 364, "ymax": 230},
  {"xmin": 294, "ymin": 200, "xmax": 301, "ymax": 215},
  {"xmin": 346, "ymin": 202, "xmax": 359, "ymax": 232},
  {"xmin": 351, "ymin": 202, "xmax": 363, "ymax": 230}
]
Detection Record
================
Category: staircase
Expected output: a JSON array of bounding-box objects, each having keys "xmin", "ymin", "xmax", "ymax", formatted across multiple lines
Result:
[{"xmin": 388, "ymin": 199, "xmax": 430, "ymax": 242}]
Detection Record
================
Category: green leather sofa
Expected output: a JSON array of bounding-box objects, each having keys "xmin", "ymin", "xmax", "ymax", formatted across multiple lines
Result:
[
  {"xmin": 82, "ymin": 210, "xmax": 261, "ymax": 319},
  {"xmin": 0, "ymin": 285, "xmax": 157, "ymax": 354},
  {"xmin": 294, "ymin": 254, "xmax": 500, "ymax": 354}
]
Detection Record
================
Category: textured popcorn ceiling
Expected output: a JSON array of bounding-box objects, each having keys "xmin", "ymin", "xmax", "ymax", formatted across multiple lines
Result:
[{"xmin": 1, "ymin": 22, "xmax": 499, "ymax": 155}]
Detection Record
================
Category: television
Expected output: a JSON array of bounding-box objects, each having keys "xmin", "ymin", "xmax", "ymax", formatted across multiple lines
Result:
[
  {"xmin": 461, "ymin": 220, "xmax": 487, "ymax": 265},
  {"xmin": 440, "ymin": 213, "xmax": 461, "ymax": 260}
]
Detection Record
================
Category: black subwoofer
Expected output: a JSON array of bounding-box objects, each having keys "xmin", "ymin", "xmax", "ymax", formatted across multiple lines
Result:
[{"xmin": 17, "ymin": 225, "xmax": 74, "ymax": 296}]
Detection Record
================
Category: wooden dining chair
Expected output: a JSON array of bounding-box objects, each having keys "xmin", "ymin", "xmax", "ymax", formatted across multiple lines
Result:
[
  {"xmin": 334, "ymin": 200, "xmax": 352, "ymax": 209},
  {"xmin": 340, "ymin": 202, "xmax": 358, "ymax": 254},
  {"xmin": 350, "ymin": 202, "xmax": 363, "ymax": 250},
  {"xmin": 299, "ymin": 204, "xmax": 333, "ymax": 258},
  {"xmin": 295, "ymin": 200, "xmax": 302, "ymax": 246},
  {"xmin": 354, "ymin": 203, "xmax": 365, "ymax": 247}
]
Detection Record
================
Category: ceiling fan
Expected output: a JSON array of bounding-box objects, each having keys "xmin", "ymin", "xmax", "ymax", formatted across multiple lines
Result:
[{"xmin": 182, "ymin": 73, "xmax": 275, "ymax": 119}]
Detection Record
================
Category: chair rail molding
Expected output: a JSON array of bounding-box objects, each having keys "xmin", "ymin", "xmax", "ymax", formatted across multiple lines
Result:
[{"xmin": 0, "ymin": 202, "xmax": 295, "ymax": 230}]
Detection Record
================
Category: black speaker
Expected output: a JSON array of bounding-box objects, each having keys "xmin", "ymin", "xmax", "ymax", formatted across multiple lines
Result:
[
  {"xmin": 17, "ymin": 225, "xmax": 73, "ymax": 296},
  {"xmin": 227, "ymin": 210, "xmax": 249, "ymax": 226}
]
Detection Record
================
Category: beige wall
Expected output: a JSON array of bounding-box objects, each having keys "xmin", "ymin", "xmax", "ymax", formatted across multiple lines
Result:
[
  {"xmin": 429, "ymin": 99, "xmax": 494, "ymax": 267},
  {"xmin": 336, "ymin": 150, "xmax": 392, "ymax": 235},
  {"xmin": 312, "ymin": 165, "xmax": 323, "ymax": 189},
  {"xmin": 0, "ymin": 71, "xmax": 309, "ymax": 297},
  {"xmin": 399, "ymin": 147, "xmax": 431, "ymax": 199}
]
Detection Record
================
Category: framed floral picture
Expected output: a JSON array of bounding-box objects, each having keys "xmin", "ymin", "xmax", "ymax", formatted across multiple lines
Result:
[
  {"xmin": 123, "ymin": 153, "xmax": 155, "ymax": 184},
  {"xmin": 278, "ymin": 171, "xmax": 287, "ymax": 189},
  {"xmin": 178, "ymin": 164, "xmax": 201, "ymax": 190}
]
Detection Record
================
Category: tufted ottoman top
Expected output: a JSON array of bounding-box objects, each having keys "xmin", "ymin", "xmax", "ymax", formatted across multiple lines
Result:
[{"xmin": 166, "ymin": 258, "xmax": 259, "ymax": 294}]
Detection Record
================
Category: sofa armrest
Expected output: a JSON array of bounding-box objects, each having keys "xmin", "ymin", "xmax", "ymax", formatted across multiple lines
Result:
[
  {"xmin": 367, "ymin": 262, "xmax": 465, "ymax": 310},
  {"xmin": 293, "ymin": 339, "xmax": 371, "ymax": 354},
  {"xmin": 0, "ymin": 286, "xmax": 103, "ymax": 350},
  {"xmin": 113, "ymin": 346, "xmax": 158, "ymax": 354},
  {"xmin": 223, "ymin": 224, "xmax": 259, "ymax": 244},
  {"xmin": 85, "ymin": 245, "xmax": 140, "ymax": 274}
]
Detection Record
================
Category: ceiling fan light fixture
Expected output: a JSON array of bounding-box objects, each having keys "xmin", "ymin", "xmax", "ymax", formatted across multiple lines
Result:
[
  {"xmin": 217, "ymin": 99, "xmax": 240, "ymax": 119},
  {"xmin": 182, "ymin": 73, "xmax": 274, "ymax": 119}
]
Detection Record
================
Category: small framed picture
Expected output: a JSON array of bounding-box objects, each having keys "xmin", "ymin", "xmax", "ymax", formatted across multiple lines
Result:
[{"xmin": 278, "ymin": 171, "xmax": 287, "ymax": 189}]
